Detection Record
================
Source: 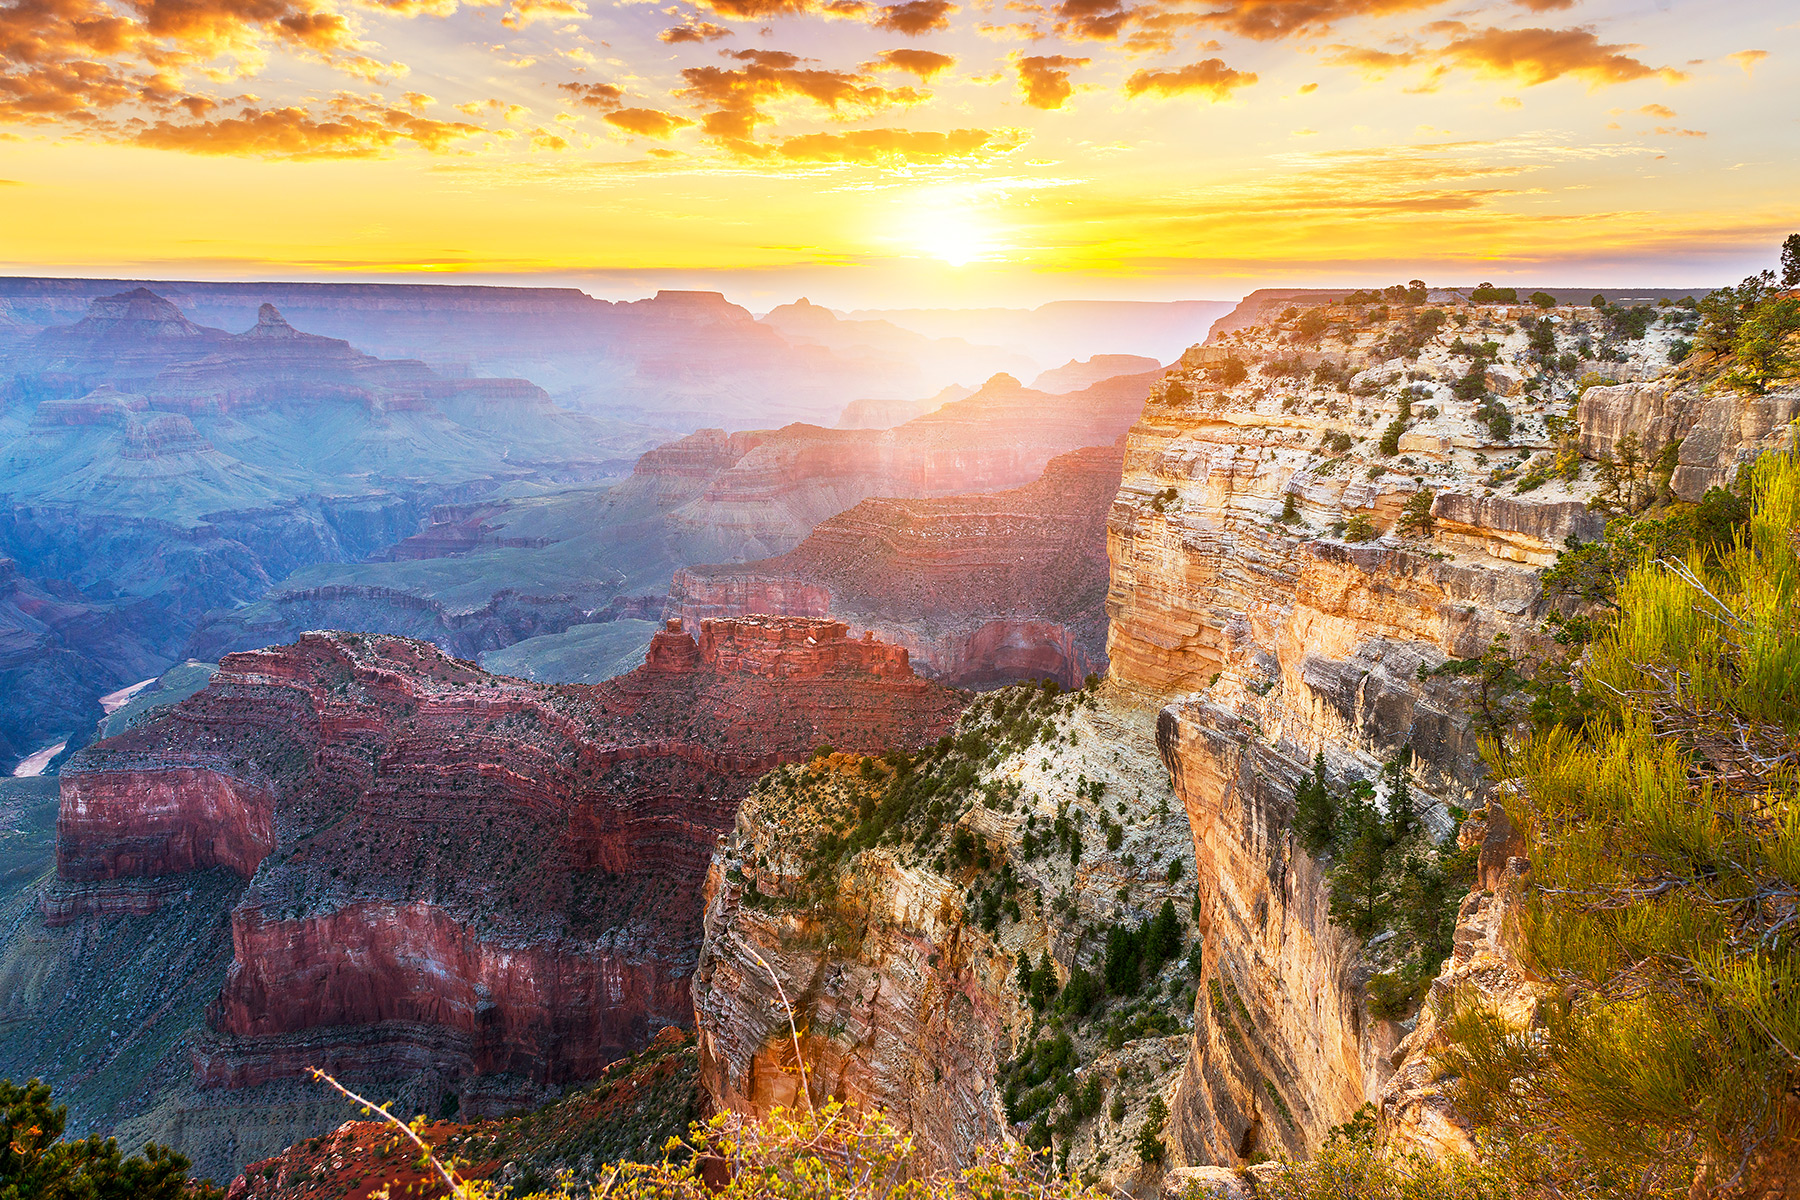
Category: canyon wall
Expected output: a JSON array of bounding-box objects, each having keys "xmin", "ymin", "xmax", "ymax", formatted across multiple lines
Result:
[
  {"xmin": 1105, "ymin": 303, "xmax": 1795, "ymax": 1166},
  {"xmin": 40, "ymin": 618, "xmax": 962, "ymax": 1149},
  {"xmin": 667, "ymin": 445, "xmax": 1124, "ymax": 688}
]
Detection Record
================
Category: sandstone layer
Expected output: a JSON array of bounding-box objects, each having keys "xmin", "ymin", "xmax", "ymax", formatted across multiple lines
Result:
[
  {"xmin": 47, "ymin": 618, "xmax": 962, "ymax": 1124},
  {"xmin": 666, "ymin": 446, "xmax": 1124, "ymax": 688},
  {"xmin": 1099, "ymin": 299, "xmax": 1793, "ymax": 1170}
]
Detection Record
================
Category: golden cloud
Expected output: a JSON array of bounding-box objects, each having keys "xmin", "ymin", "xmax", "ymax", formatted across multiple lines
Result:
[
  {"xmin": 690, "ymin": 0, "xmax": 870, "ymax": 20},
  {"xmin": 1013, "ymin": 52, "xmax": 1086, "ymax": 109},
  {"xmin": 559, "ymin": 80, "xmax": 623, "ymax": 108},
  {"xmin": 132, "ymin": 101, "xmax": 484, "ymax": 157},
  {"xmin": 871, "ymin": 0, "xmax": 954, "ymax": 33},
  {"xmin": 1124, "ymin": 56, "xmax": 1256, "ymax": 99},
  {"xmin": 1196, "ymin": 0, "xmax": 1444, "ymax": 42},
  {"xmin": 605, "ymin": 106, "xmax": 695, "ymax": 137},
  {"xmin": 766, "ymin": 124, "xmax": 1019, "ymax": 162},
  {"xmin": 679, "ymin": 48, "xmax": 922, "ymax": 141},
  {"xmin": 660, "ymin": 19, "xmax": 733, "ymax": 40},
  {"xmin": 867, "ymin": 47, "xmax": 955, "ymax": 78},
  {"xmin": 1438, "ymin": 26, "xmax": 1685, "ymax": 87}
]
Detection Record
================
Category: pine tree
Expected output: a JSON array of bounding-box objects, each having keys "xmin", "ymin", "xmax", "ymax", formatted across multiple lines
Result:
[
  {"xmin": 1384, "ymin": 748, "xmax": 1416, "ymax": 839},
  {"xmin": 1329, "ymin": 809, "xmax": 1391, "ymax": 939},
  {"xmin": 1294, "ymin": 753, "xmax": 1335, "ymax": 853}
]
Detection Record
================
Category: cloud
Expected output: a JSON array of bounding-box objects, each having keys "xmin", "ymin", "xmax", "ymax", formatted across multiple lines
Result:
[
  {"xmin": 871, "ymin": 0, "xmax": 954, "ymax": 33},
  {"xmin": 500, "ymin": 0, "xmax": 586, "ymax": 26},
  {"xmin": 1196, "ymin": 0, "xmax": 1445, "ymax": 41},
  {"xmin": 1728, "ymin": 49, "xmax": 1767, "ymax": 77},
  {"xmin": 1438, "ymin": 26, "xmax": 1685, "ymax": 87},
  {"xmin": 1124, "ymin": 56, "xmax": 1256, "ymax": 99},
  {"xmin": 559, "ymin": 80, "xmax": 623, "ymax": 108},
  {"xmin": 678, "ymin": 48, "xmax": 922, "ymax": 141},
  {"xmin": 690, "ymin": 0, "xmax": 870, "ymax": 19},
  {"xmin": 1328, "ymin": 25, "xmax": 1685, "ymax": 90},
  {"xmin": 660, "ymin": 18, "xmax": 733, "ymax": 39},
  {"xmin": 132, "ymin": 101, "xmax": 484, "ymax": 157},
  {"xmin": 1637, "ymin": 102, "xmax": 1674, "ymax": 118},
  {"xmin": 1510, "ymin": 0, "xmax": 1573, "ymax": 9},
  {"xmin": 867, "ymin": 47, "xmax": 955, "ymax": 78},
  {"xmin": 1013, "ymin": 53, "xmax": 1086, "ymax": 108},
  {"xmin": 765, "ymin": 124, "xmax": 1020, "ymax": 162},
  {"xmin": 604, "ymin": 106, "xmax": 694, "ymax": 136}
]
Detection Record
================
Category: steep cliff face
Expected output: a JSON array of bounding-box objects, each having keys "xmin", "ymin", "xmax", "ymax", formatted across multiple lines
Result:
[
  {"xmin": 44, "ymin": 619, "xmax": 962, "ymax": 1130},
  {"xmin": 1100, "ymin": 299, "xmax": 1766, "ymax": 1166},
  {"xmin": 666, "ymin": 446, "xmax": 1124, "ymax": 689},
  {"xmin": 694, "ymin": 682, "xmax": 1201, "ymax": 1187}
]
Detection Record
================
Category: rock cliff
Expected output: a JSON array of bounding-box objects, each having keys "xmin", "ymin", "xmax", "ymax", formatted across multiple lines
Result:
[
  {"xmin": 31, "ymin": 618, "xmax": 961, "ymax": 1172},
  {"xmin": 694, "ymin": 681, "xmax": 1200, "ymax": 1188},
  {"xmin": 1102, "ymin": 298, "xmax": 1792, "ymax": 1168},
  {"xmin": 666, "ymin": 446, "xmax": 1124, "ymax": 688}
]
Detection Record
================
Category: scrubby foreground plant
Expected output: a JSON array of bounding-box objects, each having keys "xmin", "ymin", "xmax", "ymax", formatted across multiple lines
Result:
[
  {"xmin": 315, "ymin": 1065, "xmax": 1102, "ymax": 1200},
  {"xmin": 1433, "ymin": 448, "xmax": 1800, "ymax": 1199}
]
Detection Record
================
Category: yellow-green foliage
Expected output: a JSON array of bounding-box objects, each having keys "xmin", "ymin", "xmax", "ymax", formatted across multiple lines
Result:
[
  {"xmin": 1257, "ymin": 1139, "xmax": 1515, "ymax": 1200},
  {"xmin": 364, "ymin": 1100, "xmax": 1100, "ymax": 1200},
  {"xmin": 1440, "ymin": 449, "xmax": 1800, "ymax": 1196}
]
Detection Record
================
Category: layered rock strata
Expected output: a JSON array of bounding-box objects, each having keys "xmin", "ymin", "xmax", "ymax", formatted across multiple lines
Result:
[
  {"xmin": 49, "ymin": 618, "xmax": 962, "ymax": 1113},
  {"xmin": 604, "ymin": 370, "xmax": 1158, "ymax": 566},
  {"xmin": 666, "ymin": 446, "xmax": 1124, "ymax": 688},
  {"xmin": 1103, "ymin": 301, "xmax": 1790, "ymax": 1167}
]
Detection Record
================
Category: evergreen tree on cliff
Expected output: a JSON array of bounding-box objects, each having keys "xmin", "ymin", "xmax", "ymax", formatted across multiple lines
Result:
[{"xmin": 0, "ymin": 1079, "xmax": 220, "ymax": 1200}]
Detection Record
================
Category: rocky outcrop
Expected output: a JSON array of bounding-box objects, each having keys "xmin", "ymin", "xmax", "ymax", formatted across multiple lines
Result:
[
  {"xmin": 1577, "ymin": 378, "xmax": 1799, "ymax": 501},
  {"xmin": 693, "ymin": 684, "xmax": 1199, "ymax": 1185},
  {"xmin": 1029, "ymin": 355, "xmax": 1162, "ymax": 394},
  {"xmin": 666, "ymin": 446, "xmax": 1124, "ymax": 688},
  {"xmin": 1101, "ymin": 301, "xmax": 1660, "ymax": 1167},
  {"xmin": 47, "ymin": 619, "xmax": 962, "ymax": 1115}
]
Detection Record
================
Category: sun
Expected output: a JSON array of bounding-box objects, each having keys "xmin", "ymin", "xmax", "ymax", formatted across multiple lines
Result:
[{"xmin": 910, "ymin": 207, "xmax": 998, "ymax": 267}]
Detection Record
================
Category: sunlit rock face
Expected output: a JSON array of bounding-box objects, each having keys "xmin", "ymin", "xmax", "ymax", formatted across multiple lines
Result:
[
  {"xmin": 50, "ymin": 619, "xmax": 962, "ymax": 1112},
  {"xmin": 1100, "ymin": 301, "xmax": 1788, "ymax": 1165},
  {"xmin": 666, "ymin": 445, "xmax": 1125, "ymax": 689},
  {"xmin": 692, "ymin": 685, "xmax": 1199, "ymax": 1186}
]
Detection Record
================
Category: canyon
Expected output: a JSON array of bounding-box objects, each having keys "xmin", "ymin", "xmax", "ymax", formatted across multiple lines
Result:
[
  {"xmin": 8, "ymin": 281, "xmax": 1792, "ymax": 1197},
  {"xmin": 684, "ymin": 294, "xmax": 1794, "ymax": 1190},
  {"xmin": 667, "ymin": 444, "xmax": 1123, "ymax": 688},
  {"xmin": 187, "ymin": 369, "xmax": 1157, "ymax": 690},
  {"xmin": 6, "ymin": 617, "xmax": 961, "ymax": 1180}
]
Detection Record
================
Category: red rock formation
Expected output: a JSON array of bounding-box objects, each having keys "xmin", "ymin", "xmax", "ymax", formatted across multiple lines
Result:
[
  {"xmin": 51, "ymin": 620, "xmax": 963, "ymax": 1108},
  {"xmin": 665, "ymin": 446, "xmax": 1124, "ymax": 688}
]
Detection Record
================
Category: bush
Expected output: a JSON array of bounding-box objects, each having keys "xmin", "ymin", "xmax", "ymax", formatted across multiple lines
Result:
[
  {"xmin": 1344, "ymin": 514, "xmax": 1377, "ymax": 542},
  {"xmin": 1257, "ymin": 1139, "xmax": 1515, "ymax": 1200},
  {"xmin": 1528, "ymin": 291, "xmax": 1556, "ymax": 309},
  {"xmin": 1378, "ymin": 419, "xmax": 1406, "ymax": 457},
  {"xmin": 1438, "ymin": 449, "xmax": 1800, "ymax": 1197},
  {"xmin": 1470, "ymin": 283, "xmax": 1517, "ymax": 303}
]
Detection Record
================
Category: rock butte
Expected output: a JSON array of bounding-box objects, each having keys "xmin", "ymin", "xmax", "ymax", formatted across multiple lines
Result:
[{"xmin": 51, "ymin": 617, "xmax": 962, "ymax": 1113}]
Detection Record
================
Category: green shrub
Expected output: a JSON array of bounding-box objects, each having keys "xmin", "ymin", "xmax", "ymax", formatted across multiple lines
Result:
[
  {"xmin": 1344, "ymin": 514, "xmax": 1377, "ymax": 542},
  {"xmin": 1438, "ymin": 449, "xmax": 1800, "ymax": 1197}
]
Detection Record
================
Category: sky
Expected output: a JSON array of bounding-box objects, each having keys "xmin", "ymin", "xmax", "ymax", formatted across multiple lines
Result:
[{"xmin": 0, "ymin": 0, "xmax": 1795, "ymax": 307}]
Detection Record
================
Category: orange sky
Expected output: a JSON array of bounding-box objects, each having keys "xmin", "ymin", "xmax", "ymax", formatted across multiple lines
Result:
[{"xmin": 0, "ymin": 0, "xmax": 1794, "ymax": 306}]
